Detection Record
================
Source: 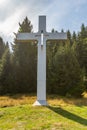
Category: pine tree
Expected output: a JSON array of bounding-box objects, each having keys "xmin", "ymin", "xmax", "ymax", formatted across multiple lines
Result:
[
  {"xmin": 67, "ymin": 30, "xmax": 71, "ymax": 41},
  {"xmin": 75, "ymin": 39, "xmax": 87, "ymax": 75},
  {"xmin": 72, "ymin": 31, "xmax": 77, "ymax": 42},
  {"xmin": 0, "ymin": 37, "xmax": 5, "ymax": 59},
  {"xmin": 67, "ymin": 30, "xmax": 72, "ymax": 46},
  {"xmin": 80, "ymin": 24, "xmax": 86, "ymax": 39},
  {"xmin": 47, "ymin": 45, "xmax": 85, "ymax": 97},
  {"xmin": 78, "ymin": 24, "xmax": 87, "ymax": 40},
  {"xmin": 18, "ymin": 16, "xmax": 33, "ymax": 32},
  {"xmin": 12, "ymin": 17, "xmax": 37, "ymax": 93},
  {"xmin": 0, "ymin": 47, "xmax": 11, "ymax": 94}
]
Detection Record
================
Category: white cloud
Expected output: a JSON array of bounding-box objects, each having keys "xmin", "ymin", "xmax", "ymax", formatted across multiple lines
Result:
[
  {"xmin": 0, "ymin": 0, "xmax": 9, "ymax": 5},
  {"xmin": 0, "ymin": 4, "xmax": 28, "ymax": 42},
  {"xmin": 0, "ymin": 7, "xmax": 27, "ymax": 34},
  {"xmin": 0, "ymin": 0, "xmax": 87, "ymax": 42}
]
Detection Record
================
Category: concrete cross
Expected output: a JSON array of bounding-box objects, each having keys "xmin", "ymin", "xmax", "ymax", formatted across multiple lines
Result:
[{"xmin": 16, "ymin": 16, "xmax": 67, "ymax": 106}]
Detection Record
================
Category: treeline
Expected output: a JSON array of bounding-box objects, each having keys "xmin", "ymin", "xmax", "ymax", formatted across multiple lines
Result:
[{"xmin": 0, "ymin": 17, "xmax": 87, "ymax": 97}]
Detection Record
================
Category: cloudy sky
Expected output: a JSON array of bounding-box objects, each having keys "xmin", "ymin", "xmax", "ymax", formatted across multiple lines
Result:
[{"xmin": 0, "ymin": 0, "xmax": 87, "ymax": 42}]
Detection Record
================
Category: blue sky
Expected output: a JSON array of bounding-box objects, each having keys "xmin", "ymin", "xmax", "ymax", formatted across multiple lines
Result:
[{"xmin": 0, "ymin": 0, "xmax": 87, "ymax": 42}]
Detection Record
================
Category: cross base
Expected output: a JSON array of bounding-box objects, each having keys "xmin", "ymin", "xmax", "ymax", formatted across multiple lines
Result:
[{"xmin": 33, "ymin": 100, "xmax": 48, "ymax": 106}]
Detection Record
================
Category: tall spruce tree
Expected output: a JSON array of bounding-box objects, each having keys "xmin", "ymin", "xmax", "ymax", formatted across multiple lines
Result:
[
  {"xmin": 76, "ymin": 24, "xmax": 87, "ymax": 76},
  {"xmin": 67, "ymin": 30, "xmax": 73, "ymax": 46},
  {"xmin": 0, "ymin": 37, "xmax": 5, "ymax": 59},
  {"xmin": 72, "ymin": 31, "xmax": 77, "ymax": 42},
  {"xmin": 18, "ymin": 17, "xmax": 33, "ymax": 33},
  {"xmin": 12, "ymin": 17, "xmax": 37, "ymax": 93},
  {"xmin": 47, "ymin": 44, "xmax": 85, "ymax": 97},
  {"xmin": 0, "ymin": 48, "xmax": 11, "ymax": 94},
  {"xmin": 0, "ymin": 40, "xmax": 11, "ymax": 94}
]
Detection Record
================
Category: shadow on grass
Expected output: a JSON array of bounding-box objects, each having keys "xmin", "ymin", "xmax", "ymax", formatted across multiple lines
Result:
[{"xmin": 48, "ymin": 106, "xmax": 87, "ymax": 126}]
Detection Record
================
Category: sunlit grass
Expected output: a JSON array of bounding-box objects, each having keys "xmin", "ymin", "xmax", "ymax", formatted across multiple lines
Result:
[
  {"xmin": 0, "ymin": 93, "xmax": 87, "ymax": 107},
  {"xmin": 0, "ymin": 93, "xmax": 87, "ymax": 129},
  {"xmin": 0, "ymin": 94, "xmax": 36, "ymax": 107}
]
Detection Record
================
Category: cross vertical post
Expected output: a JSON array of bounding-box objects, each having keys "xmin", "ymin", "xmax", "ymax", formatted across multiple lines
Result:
[{"xmin": 33, "ymin": 16, "xmax": 48, "ymax": 106}]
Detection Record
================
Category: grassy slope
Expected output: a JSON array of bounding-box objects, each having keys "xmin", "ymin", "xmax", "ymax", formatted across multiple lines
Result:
[{"xmin": 0, "ymin": 94, "xmax": 87, "ymax": 130}]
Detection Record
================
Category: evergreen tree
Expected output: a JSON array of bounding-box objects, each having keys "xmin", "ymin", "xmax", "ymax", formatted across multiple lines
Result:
[
  {"xmin": 0, "ymin": 37, "xmax": 11, "ymax": 94},
  {"xmin": 12, "ymin": 17, "xmax": 37, "ymax": 93},
  {"xmin": 80, "ymin": 24, "xmax": 86, "ymax": 39},
  {"xmin": 67, "ymin": 30, "xmax": 72, "ymax": 46},
  {"xmin": 18, "ymin": 16, "xmax": 33, "ymax": 32},
  {"xmin": 0, "ymin": 37, "xmax": 5, "ymax": 59},
  {"xmin": 67, "ymin": 30, "xmax": 71, "ymax": 41},
  {"xmin": 75, "ymin": 39, "xmax": 87, "ymax": 75},
  {"xmin": 61, "ymin": 29, "xmax": 64, "ymax": 33},
  {"xmin": 0, "ymin": 48, "xmax": 11, "ymax": 94},
  {"xmin": 47, "ymin": 45, "xmax": 85, "ymax": 97},
  {"xmin": 78, "ymin": 24, "xmax": 87, "ymax": 40},
  {"xmin": 72, "ymin": 31, "xmax": 77, "ymax": 42},
  {"xmin": 76, "ymin": 24, "xmax": 87, "ymax": 76}
]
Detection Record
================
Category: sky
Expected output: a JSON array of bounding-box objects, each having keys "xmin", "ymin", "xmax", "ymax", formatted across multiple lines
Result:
[{"xmin": 0, "ymin": 0, "xmax": 87, "ymax": 43}]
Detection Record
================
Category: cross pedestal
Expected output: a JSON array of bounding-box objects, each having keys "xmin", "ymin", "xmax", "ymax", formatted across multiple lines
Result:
[{"xmin": 16, "ymin": 16, "xmax": 67, "ymax": 106}]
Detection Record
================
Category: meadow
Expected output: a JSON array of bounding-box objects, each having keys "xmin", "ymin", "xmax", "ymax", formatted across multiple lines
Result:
[{"xmin": 0, "ymin": 94, "xmax": 87, "ymax": 130}]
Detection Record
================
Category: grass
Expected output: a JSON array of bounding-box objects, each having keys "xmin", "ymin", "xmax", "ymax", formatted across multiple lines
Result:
[{"xmin": 0, "ymin": 94, "xmax": 87, "ymax": 129}]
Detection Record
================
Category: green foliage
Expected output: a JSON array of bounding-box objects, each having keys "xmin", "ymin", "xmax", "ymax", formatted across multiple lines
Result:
[
  {"xmin": 80, "ymin": 24, "xmax": 87, "ymax": 39},
  {"xmin": 0, "ymin": 48, "xmax": 11, "ymax": 94},
  {"xmin": 0, "ymin": 37, "xmax": 5, "ymax": 59},
  {"xmin": 72, "ymin": 31, "xmax": 77, "ymax": 42},
  {"xmin": 18, "ymin": 16, "xmax": 33, "ymax": 33},
  {"xmin": 0, "ymin": 40, "xmax": 10, "ymax": 93},
  {"xmin": 0, "ymin": 17, "xmax": 87, "ymax": 97},
  {"xmin": 75, "ymin": 39, "xmax": 87, "ymax": 78},
  {"xmin": 67, "ymin": 30, "xmax": 72, "ymax": 45},
  {"xmin": 47, "ymin": 45, "xmax": 85, "ymax": 97},
  {"xmin": 11, "ymin": 17, "xmax": 37, "ymax": 93}
]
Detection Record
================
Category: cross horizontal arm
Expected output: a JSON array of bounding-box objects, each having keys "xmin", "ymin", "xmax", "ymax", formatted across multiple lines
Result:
[
  {"xmin": 16, "ymin": 33, "xmax": 38, "ymax": 42},
  {"xmin": 47, "ymin": 32, "xmax": 67, "ymax": 40}
]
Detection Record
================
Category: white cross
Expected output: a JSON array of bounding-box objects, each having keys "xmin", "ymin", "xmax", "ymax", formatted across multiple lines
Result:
[{"xmin": 16, "ymin": 16, "xmax": 67, "ymax": 106}]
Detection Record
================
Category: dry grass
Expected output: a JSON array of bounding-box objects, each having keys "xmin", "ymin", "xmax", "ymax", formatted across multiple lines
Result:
[
  {"xmin": 0, "ymin": 93, "xmax": 87, "ymax": 107},
  {"xmin": 0, "ymin": 94, "xmax": 36, "ymax": 107},
  {"xmin": 48, "ymin": 95, "xmax": 87, "ymax": 107}
]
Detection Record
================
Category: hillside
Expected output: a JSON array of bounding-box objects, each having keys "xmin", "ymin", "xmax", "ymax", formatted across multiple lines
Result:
[{"xmin": 0, "ymin": 94, "xmax": 87, "ymax": 129}]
